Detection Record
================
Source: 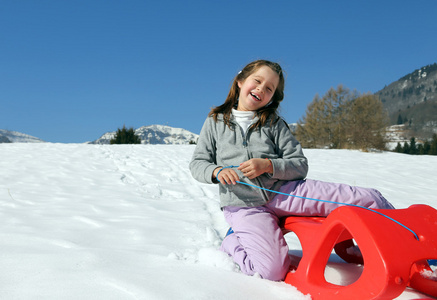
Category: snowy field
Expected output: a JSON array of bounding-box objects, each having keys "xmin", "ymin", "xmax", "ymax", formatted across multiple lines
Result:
[{"xmin": 0, "ymin": 143, "xmax": 436, "ymax": 299}]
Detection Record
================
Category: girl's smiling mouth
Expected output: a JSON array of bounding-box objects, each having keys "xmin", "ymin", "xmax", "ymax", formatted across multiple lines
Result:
[{"xmin": 250, "ymin": 92, "xmax": 261, "ymax": 101}]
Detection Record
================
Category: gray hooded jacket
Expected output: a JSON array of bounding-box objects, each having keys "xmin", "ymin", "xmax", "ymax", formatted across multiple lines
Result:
[{"xmin": 189, "ymin": 114, "xmax": 308, "ymax": 208}]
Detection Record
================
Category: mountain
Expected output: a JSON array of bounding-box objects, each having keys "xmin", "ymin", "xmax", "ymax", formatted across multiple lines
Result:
[
  {"xmin": 90, "ymin": 125, "xmax": 199, "ymax": 145},
  {"xmin": 375, "ymin": 63, "xmax": 437, "ymax": 139},
  {"xmin": 0, "ymin": 129, "xmax": 45, "ymax": 143}
]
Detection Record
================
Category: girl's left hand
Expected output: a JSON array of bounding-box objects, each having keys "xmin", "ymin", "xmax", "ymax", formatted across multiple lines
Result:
[{"xmin": 238, "ymin": 158, "xmax": 273, "ymax": 179}]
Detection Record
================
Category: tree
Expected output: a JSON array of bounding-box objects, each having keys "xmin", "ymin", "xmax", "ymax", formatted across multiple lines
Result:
[
  {"xmin": 422, "ymin": 140, "xmax": 431, "ymax": 155},
  {"xmin": 296, "ymin": 85, "xmax": 353, "ymax": 148},
  {"xmin": 397, "ymin": 114, "xmax": 403, "ymax": 125},
  {"xmin": 392, "ymin": 136, "xmax": 437, "ymax": 156},
  {"xmin": 430, "ymin": 134, "xmax": 437, "ymax": 155},
  {"xmin": 394, "ymin": 142, "xmax": 403, "ymax": 153},
  {"xmin": 346, "ymin": 94, "xmax": 388, "ymax": 150},
  {"xmin": 295, "ymin": 85, "xmax": 388, "ymax": 150},
  {"xmin": 402, "ymin": 141, "xmax": 410, "ymax": 154},
  {"xmin": 110, "ymin": 125, "xmax": 141, "ymax": 144},
  {"xmin": 409, "ymin": 137, "xmax": 418, "ymax": 155},
  {"xmin": 417, "ymin": 143, "xmax": 424, "ymax": 155},
  {"xmin": 295, "ymin": 95, "xmax": 331, "ymax": 148}
]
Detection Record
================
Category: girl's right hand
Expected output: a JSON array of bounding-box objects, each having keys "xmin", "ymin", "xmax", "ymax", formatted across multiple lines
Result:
[{"xmin": 213, "ymin": 167, "xmax": 239, "ymax": 185}]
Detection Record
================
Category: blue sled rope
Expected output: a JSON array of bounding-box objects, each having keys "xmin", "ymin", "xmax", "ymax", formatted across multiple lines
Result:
[{"xmin": 217, "ymin": 165, "xmax": 419, "ymax": 241}]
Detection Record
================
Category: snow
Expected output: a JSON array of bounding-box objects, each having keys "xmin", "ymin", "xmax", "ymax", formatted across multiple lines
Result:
[{"xmin": 0, "ymin": 143, "xmax": 436, "ymax": 299}]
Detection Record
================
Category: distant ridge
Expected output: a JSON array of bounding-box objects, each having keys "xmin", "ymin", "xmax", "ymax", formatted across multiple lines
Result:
[
  {"xmin": 0, "ymin": 129, "xmax": 45, "ymax": 143},
  {"xmin": 375, "ymin": 63, "xmax": 437, "ymax": 139},
  {"xmin": 90, "ymin": 125, "xmax": 199, "ymax": 145}
]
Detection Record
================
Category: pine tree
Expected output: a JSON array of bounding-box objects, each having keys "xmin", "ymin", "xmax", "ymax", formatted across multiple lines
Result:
[
  {"xmin": 110, "ymin": 125, "xmax": 141, "ymax": 144},
  {"xmin": 409, "ymin": 137, "xmax": 417, "ymax": 155},
  {"xmin": 402, "ymin": 141, "xmax": 410, "ymax": 154},
  {"xmin": 397, "ymin": 114, "xmax": 403, "ymax": 125},
  {"xmin": 417, "ymin": 144, "xmax": 424, "ymax": 155},
  {"xmin": 422, "ymin": 140, "xmax": 431, "ymax": 155},
  {"xmin": 430, "ymin": 134, "xmax": 437, "ymax": 155}
]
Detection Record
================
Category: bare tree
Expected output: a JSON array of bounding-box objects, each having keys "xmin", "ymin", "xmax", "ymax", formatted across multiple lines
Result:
[{"xmin": 296, "ymin": 86, "xmax": 388, "ymax": 150}]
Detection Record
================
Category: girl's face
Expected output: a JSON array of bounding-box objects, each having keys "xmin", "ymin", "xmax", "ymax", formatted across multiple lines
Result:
[{"xmin": 237, "ymin": 66, "xmax": 280, "ymax": 112}]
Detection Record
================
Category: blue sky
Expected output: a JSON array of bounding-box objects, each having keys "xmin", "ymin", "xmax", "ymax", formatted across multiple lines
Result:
[{"xmin": 2, "ymin": 0, "xmax": 437, "ymax": 143}]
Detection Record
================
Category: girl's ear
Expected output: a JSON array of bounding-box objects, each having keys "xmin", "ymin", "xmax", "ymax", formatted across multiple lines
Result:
[{"xmin": 237, "ymin": 80, "xmax": 243, "ymax": 89}]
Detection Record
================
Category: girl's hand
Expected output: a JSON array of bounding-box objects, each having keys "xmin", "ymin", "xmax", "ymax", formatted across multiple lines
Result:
[
  {"xmin": 238, "ymin": 158, "xmax": 273, "ymax": 179},
  {"xmin": 213, "ymin": 167, "xmax": 239, "ymax": 185}
]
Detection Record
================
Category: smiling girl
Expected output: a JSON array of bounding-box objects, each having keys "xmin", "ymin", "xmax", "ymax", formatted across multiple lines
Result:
[{"xmin": 189, "ymin": 59, "xmax": 394, "ymax": 281}]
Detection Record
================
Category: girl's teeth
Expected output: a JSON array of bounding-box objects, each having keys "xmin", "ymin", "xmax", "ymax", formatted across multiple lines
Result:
[{"xmin": 251, "ymin": 93, "xmax": 260, "ymax": 101}]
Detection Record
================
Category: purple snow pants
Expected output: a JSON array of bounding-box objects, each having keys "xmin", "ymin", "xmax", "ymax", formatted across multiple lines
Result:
[{"xmin": 220, "ymin": 179, "xmax": 394, "ymax": 281}]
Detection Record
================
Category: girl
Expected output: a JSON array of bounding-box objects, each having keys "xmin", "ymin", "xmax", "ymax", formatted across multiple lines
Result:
[{"xmin": 189, "ymin": 60, "xmax": 394, "ymax": 281}]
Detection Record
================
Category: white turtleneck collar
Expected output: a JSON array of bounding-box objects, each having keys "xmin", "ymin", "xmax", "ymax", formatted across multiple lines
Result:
[{"xmin": 232, "ymin": 109, "xmax": 258, "ymax": 136}]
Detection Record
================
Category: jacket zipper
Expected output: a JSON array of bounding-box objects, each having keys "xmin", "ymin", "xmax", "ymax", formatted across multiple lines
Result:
[{"xmin": 239, "ymin": 124, "xmax": 270, "ymax": 202}]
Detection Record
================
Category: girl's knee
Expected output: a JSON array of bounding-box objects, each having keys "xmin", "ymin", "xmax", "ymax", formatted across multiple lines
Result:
[
  {"xmin": 233, "ymin": 237, "xmax": 290, "ymax": 281},
  {"xmin": 366, "ymin": 188, "xmax": 394, "ymax": 209},
  {"xmin": 253, "ymin": 246, "xmax": 291, "ymax": 281},
  {"xmin": 256, "ymin": 257, "xmax": 290, "ymax": 281}
]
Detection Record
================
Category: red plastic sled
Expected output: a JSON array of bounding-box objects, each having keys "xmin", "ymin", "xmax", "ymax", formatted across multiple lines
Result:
[{"xmin": 281, "ymin": 204, "xmax": 437, "ymax": 299}]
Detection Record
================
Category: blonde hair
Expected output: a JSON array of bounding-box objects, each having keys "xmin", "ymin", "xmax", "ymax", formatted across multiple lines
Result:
[{"xmin": 209, "ymin": 60, "xmax": 285, "ymax": 129}]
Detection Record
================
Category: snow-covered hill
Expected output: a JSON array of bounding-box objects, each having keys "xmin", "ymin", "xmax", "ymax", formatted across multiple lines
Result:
[
  {"xmin": 90, "ymin": 124, "xmax": 199, "ymax": 145},
  {"xmin": 0, "ymin": 129, "xmax": 45, "ymax": 143},
  {"xmin": 0, "ymin": 143, "xmax": 435, "ymax": 299}
]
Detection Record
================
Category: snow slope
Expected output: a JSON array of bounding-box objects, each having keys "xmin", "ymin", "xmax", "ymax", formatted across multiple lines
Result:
[{"xmin": 0, "ymin": 144, "xmax": 436, "ymax": 299}]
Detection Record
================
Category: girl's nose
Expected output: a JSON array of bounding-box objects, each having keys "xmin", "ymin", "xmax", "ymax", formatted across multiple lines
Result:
[{"xmin": 257, "ymin": 85, "xmax": 265, "ymax": 93}]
